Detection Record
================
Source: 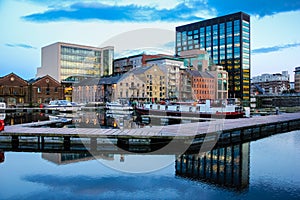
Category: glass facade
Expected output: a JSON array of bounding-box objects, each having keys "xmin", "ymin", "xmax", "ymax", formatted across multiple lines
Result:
[
  {"xmin": 60, "ymin": 46, "xmax": 102, "ymax": 81},
  {"xmin": 102, "ymin": 49, "xmax": 114, "ymax": 77},
  {"xmin": 176, "ymin": 12, "xmax": 250, "ymax": 106}
]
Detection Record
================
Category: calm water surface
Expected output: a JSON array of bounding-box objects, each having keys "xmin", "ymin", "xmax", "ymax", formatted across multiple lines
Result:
[{"xmin": 0, "ymin": 113, "xmax": 299, "ymax": 199}]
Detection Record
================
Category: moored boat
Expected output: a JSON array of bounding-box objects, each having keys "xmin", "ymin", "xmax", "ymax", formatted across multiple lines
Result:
[
  {"xmin": 135, "ymin": 99, "xmax": 244, "ymax": 119},
  {"xmin": 46, "ymin": 100, "xmax": 81, "ymax": 113},
  {"xmin": 105, "ymin": 102, "xmax": 133, "ymax": 114},
  {"xmin": 0, "ymin": 102, "xmax": 6, "ymax": 112}
]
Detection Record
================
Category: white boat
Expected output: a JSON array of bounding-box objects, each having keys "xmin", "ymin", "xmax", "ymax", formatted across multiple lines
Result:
[
  {"xmin": 0, "ymin": 102, "xmax": 6, "ymax": 111},
  {"xmin": 46, "ymin": 100, "xmax": 81, "ymax": 113},
  {"xmin": 105, "ymin": 102, "xmax": 133, "ymax": 111}
]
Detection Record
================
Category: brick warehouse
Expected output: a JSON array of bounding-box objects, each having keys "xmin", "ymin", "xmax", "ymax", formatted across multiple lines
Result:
[{"xmin": 0, "ymin": 73, "xmax": 63, "ymax": 107}]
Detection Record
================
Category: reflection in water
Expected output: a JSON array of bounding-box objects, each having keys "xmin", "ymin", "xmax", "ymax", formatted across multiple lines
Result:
[
  {"xmin": 1, "ymin": 110, "xmax": 205, "ymax": 130},
  {"xmin": 0, "ymin": 151, "xmax": 4, "ymax": 163},
  {"xmin": 3, "ymin": 112, "xmax": 49, "ymax": 125},
  {"xmin": 72, "ymin": 111, "xmax": 136, "ymax": 129},
  {"xmin": 39, "ymin": 142, "xmax": 250, "ymax": 190},
  {"xmin": 0, "ymin": 131, "xmax": 299, "ymax": 199},
  {"xmin": 42, "ymin": 153, "xmax": 114, "ymax": 165},
  {"xmin": 176, "ymin": 142, "xmax": 250, "ymax": 190}
]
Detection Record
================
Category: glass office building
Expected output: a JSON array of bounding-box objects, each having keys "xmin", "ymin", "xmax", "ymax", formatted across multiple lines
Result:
[
  {"xmin": 176, "ymin": 12, "xmax": 250, "ymax": 106},
  {"xmin": 37, "ymin": 42, "xmax": 114, "ymax": 82}
]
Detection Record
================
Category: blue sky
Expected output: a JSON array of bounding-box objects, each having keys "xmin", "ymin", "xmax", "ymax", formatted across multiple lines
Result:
[{"xmin": 0, "ymin": 0, "xmax": 300, "ymax": 80}]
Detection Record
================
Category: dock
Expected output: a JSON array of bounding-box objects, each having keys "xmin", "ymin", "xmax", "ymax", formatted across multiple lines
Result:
[{"xmin": 0, "ymin": 112, "xmax": 300, "ymax": 153}]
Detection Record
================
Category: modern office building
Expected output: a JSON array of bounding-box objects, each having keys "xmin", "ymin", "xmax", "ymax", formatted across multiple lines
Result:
[
  {"xmin": 37, "ymin": 42, "xmax": 114, "ymax": 82},
  {"xmin": 176, "ymin": 12, "xmax": 250, "ymax": 106},
  {"xmin": 295, "ymin": 67, "xmax": 300, "ymax": 92}
]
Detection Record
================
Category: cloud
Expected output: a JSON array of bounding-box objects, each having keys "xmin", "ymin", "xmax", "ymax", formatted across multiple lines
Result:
[
  {"xmin": 21, "ymin": 0, "xmax": 300, "ymax": 23},
  {"xmin": 207, "ymin": 0, "xmax": 300, "ymax": 17},
  {"xmin": 22, "ymin": 2, "xmax": 207, "ymax": 22},
  {"xmin": 5, "ymin": 43, "xmax": 37, "ymax": 49},
  {"xmin": 252, "ymin": 42, "xmax": 300, "ymax": 54}
]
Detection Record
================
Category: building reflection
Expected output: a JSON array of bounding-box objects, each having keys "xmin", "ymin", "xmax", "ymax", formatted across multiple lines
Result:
[
  {"xmin": 42, "ymin": 153, "xmax": 114, "ymax": 165},
  {"xmin": 176, "ymin": 142, "xmax": 250, "ymax": 190},
  {"xmin": 73, "ymin": 111, "xmax": 136, "ymax": 129},
  {"xmin": 3, "ymin": 112, "xmax": 49, "ymax": 125}
]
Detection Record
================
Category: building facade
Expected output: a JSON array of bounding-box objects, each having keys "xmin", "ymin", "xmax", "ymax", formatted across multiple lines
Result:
[
  {"xmin": 251, "ymin": 71, "xmax": 290, "ymax": 94},
  {"xmin": 187, "ymin": 70, "xmax": 215, "ymax": 101},
  {"xmin": 72, "ymin": 78, "xmax": 100, "ymax": 104},
  {"xmin": 0, "ymin": 73, "xmax": 29, "ymax": 107},
  {"xmin": 0, "ymin": 73, "xmax": 63, "ymax": 107},
  {"xmin": 113, "ymin": 53, "xmax": 166, "ymax": 76},
  {"xmin": 37, "ymin": 42, "xmax": 114, "ymax": 82},
  {"xmin": 180, "ymin": 49, "xmax": 214, "ymax": 71},
  {"xmin": 176, "ymin": 12, "xmax": 250, "ymax": 105},
  {"xmin": 29, "ymin": 75, "xmax": 64, "ymax": 106},
  {"xmin": 122, "ymin": 65, "xmax": 166, "ymax": 102},
  {"xmin": 294, "ymin": 67, "xmax": 300, "ymax": 92},
  {"xmin": 115, "ymin": 73, "xmax": 146, "ymax": 102},
  {"xmin": 146, "ymin": 57, "xmax": 184, "ymax": 100},
  {"xmin": 210, "ymin": 65, "xmax": 228, "ymax": 100},
  {"xmin": 179, "ymin": 69, "xmax": 192, "ymax": 101},
  {"xmin": 98, "ymin": 76, "xmax": 122, "ymax": 103}
]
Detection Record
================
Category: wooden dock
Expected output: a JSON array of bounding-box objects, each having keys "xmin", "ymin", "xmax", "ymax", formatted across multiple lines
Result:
[
  {"xmin": 0, "ymin": 112, "xmax": 300, "ymax": 153},
  {"xmin": 2, "ymin": 112, "xmax": 300, "ymax": 137}
]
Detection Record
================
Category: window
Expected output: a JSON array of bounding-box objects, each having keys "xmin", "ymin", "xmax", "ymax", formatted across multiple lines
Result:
[{"xmin": 37, "ymin": 87, "xmax": 41, "ymax": 93}]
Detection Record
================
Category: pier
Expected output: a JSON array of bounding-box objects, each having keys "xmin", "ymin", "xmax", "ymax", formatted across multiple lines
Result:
[{"xmin": 0, "ymin": 112, "xmax": 300, "ymax": 153}]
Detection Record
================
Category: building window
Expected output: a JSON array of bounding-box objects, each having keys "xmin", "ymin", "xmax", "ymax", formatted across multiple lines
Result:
[
  {"xmin": 37, "ymin": 87, "xmax": 41, "ymax": 93},
  {"xmin": 9, "ymin": 88, "xmax": 14, "ymax": 95}
]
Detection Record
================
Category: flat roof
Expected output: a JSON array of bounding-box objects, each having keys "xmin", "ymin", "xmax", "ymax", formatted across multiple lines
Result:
[{"xmin": 176, "ymin": 11, "xmax": 250, "ymax": 31}]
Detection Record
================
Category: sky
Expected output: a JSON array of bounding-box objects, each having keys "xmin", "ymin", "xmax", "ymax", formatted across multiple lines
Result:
[{"xmin": 0, "ymin": 0, "xmax": 300, "ymax": 80}]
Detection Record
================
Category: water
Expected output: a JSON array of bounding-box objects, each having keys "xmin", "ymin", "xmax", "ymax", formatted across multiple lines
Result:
[
  {"xmin": 0, "ymin": 131, "xmax": 299, "ymax": 199},
  {"xmin": 0, "ymin": 112, "xmax": 299, "ymax": 199}
]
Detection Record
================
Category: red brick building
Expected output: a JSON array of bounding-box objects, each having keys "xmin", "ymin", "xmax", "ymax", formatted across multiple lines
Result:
[
  {"xmin": 29, "ymin": 75, "xmax": 64, "ymax": 106},
  {"xmin": 0, "ymin": 73, "xmax": 63, "ymax": 107},
  {"xmin": 0, "ymin": 73, "xmax": 29, "ymax": 107},
  {"xmin": 187, "ymin": 70, "xmax": 216, "ymax": 101}
]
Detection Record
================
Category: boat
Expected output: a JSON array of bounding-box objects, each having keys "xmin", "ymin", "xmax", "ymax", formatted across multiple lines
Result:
[
  {"xmin": 46, "ymin": 100, "xmax": 81, "ymax": 113},
  {"xmin": 135, "ymin": 99, "xmax": 244, "ymax": 119},
  {"xmin": 0, "ymin": 102, "xmax": 6, "ymax": 112},
  {"xmin": 105, "ymin": 102, "xmax": 134, "ymax": 115}
]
